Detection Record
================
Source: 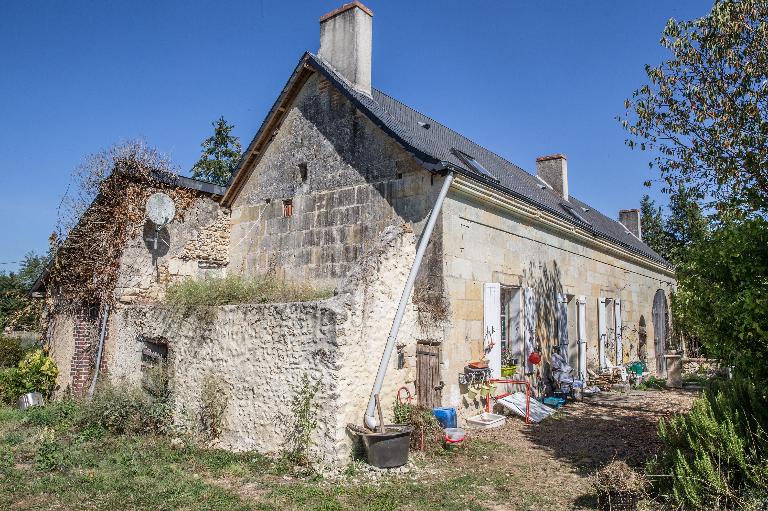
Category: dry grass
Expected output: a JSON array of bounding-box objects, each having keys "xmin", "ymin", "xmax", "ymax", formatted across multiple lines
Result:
[{"xmin": 164, "ymin": 274, "xmax": 334, "ymax": 307}]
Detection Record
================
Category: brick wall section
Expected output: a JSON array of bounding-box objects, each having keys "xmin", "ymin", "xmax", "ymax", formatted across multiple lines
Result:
[{"xmin": 70, "ymin": 307, "xmax": 95, "ymax": 394}]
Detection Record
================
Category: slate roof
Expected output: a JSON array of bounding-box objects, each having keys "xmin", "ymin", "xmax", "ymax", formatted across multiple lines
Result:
[{"xmin": 301, "ymin": 53, "xmax": 669, "ymax": 266}]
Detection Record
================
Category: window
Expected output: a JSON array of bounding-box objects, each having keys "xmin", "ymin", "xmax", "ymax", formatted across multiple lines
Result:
[
  {"xmin": 560, "ymin": 202, "xmax": 591, "ymax": 225},
  {"xmin": 298, "ymin": 163, "xmax": 308, "ymax": 182},
  {"xmin": 451, "ymin": 148, "xmax": 499, "ymax": 182},
  {"xmin": 499, "ymin": 286, "xmax": 523, "ymax": 366},
  {"xmin": 282, "ymin": 199, "xmax": 293, "ymax": 217}
]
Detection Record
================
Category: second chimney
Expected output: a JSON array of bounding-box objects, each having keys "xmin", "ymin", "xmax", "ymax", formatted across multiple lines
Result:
[
  {"xmin": 619, "ymin": 209, "xmax": 642, "ymax": 240},
  {"xmin": 536, "ymin": 154, "xmax": 568, "ymax": 200},
  {"xmin": 319, "ymin": 1, "xmax": 373, "ymax": 96}
]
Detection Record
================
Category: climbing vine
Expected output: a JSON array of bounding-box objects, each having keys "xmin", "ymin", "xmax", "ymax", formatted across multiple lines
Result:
[{"xmin": 46, "ymin": 141, "xmax": 199, "ymax": 313}]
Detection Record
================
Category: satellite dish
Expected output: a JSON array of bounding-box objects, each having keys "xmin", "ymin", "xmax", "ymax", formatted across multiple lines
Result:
[
  {"xmin": 146, "ymin": 192, "xmax": 176, "ymax": 227},
  {"xmin": 145, "ymin": 193, "xmax": 175, "ymax": 251}
]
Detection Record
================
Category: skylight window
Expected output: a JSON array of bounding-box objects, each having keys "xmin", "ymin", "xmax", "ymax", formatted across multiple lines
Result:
[
  {"xmin": 451, "ymin": 148, "xmax": 499, "ymax": 182},
  {"xmin": 560, "ymin": 202, "xmax": 591, "ymax": 225}
]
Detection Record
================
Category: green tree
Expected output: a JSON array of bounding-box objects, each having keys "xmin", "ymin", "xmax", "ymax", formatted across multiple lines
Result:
[
  {"xmin": 190, "ymin": 117, "xmax": 242, "ymax": 186},
  {"xmin": 665, "ymin": 185, "xmax": 710, "ymax": 264},
  {"xmin": 640, "ymin": 194, "xmax": 671, "ymax": 260},
  {"xmin": 674, "ymin": 218, "xmax": 768, "ymax": 378},
  {"xmin": 622, "ymin": 0, "xmax": 768, "ymax": 217},
  {"xmin": 0, "ymin": 252, "xmax": 48, "ymax": 331}
]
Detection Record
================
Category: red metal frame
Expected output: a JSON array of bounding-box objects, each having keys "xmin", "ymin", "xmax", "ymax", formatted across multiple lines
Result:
[{"xmin": 484, "ymin": 379, "xmax": 531, "ymax": 424}]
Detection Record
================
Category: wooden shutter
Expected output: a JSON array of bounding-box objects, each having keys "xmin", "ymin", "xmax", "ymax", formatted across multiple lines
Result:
[
  {"xmin": 614, "ymin": 299, "xmax": 623, "ymax": 365},
  {"xmin": 557, "ymin": 293, "xmax": 569, "ymax": 358},
  {"xmin": 577, "ymin": 296, "xmax": 587, "ymax": 383},
  {"xmin": 598, "ymin": 297, "xmax": 607, "ymax": 371},
  {"xmin": 416, "ymin": 342, "xmax": 440, "ymax": 409},
  {"xmin": 524, "ymin": 287, "xmax": 536, "ymax": 374},
  {"xmin": 484, "ymin": 283, "xmax": 502, "ymax": 379}
]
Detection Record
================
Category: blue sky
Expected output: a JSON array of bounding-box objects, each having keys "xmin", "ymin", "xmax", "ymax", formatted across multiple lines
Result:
[{"xmin": 0, "ymin": 0, "xmax": 711, "ymax": 270}]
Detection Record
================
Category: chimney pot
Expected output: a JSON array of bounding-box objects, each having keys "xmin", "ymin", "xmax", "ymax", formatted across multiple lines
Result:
[
  {"xmin": 319, "ymin": 1, "xmax": 373, "ymax": 95},
  {"xmin": 536, "ymin": 154, "xmax": 568, "ymax": 200},
  {"xmin": 619, "ymin": 209, "xmax": 642, "ymax": 240}
]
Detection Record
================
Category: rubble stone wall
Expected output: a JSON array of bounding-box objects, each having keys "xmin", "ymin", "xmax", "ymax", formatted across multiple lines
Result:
[{"xmin": 100, "ymin": 225, "xmax": 421, "ymax": 467}]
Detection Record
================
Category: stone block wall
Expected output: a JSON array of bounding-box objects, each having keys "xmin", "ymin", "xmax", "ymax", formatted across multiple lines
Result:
[
  {"xmin": 229, "ymin": 73, "xmax": 438, "ymax": 283},
  {"xmin": 439, "ymin": 187, "xmax": 676, "ymax": 414}
]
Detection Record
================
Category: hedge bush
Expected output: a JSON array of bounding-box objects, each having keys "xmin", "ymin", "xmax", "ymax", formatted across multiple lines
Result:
[
  {"xmin": 0, "ymin": 349, "xmax": 58, "ymax": 404},
  {"xmin": 649, "ymin": 378, "xmax": 768, "ymax": 509}
]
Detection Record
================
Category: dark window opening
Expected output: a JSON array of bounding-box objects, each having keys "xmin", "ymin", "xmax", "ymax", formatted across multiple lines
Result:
[
  {"xmin": 396, "ymin": 173, "xmax": 403, "ymax": 180},
  {"xmin": 298, "ymin": 163, "xmax": 308, "ymax": 182},
  {"xmin": 450, "ymin": 148, "xmax": 499, "ymax": 182},
  {"xmin": 283, "ymin": 199, "xmax": 293, "ymax": 217},
  {"xmin": 138, "ymin": 336, "xmax": 168, "ymax": 394},
  {"xmin": 560, "ymin": 202, "xmax": 591, "ymax": 225},
  {"xmin": 265, "ymin": 198, "xmax": 271, "ymax": 204}
]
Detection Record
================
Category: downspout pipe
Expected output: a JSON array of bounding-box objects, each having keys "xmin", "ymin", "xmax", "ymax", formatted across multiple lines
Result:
[
  {"xmin": 364, "ymin": 171, "xmax": 454, "ymax": 430},
  {"xmin": 87, "ymin": 303, "xmax": 110, "ymax": 400}
]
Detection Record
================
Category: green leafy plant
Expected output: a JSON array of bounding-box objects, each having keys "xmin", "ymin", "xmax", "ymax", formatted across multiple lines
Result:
[
  {"xmin": 391, "ymin": 400, "xmax": 442, "ymax": 452},
  {"xmin": 285, "ymin": 374, "xmax": 320, "ymax": 467},
  {"xmin": 35, "ymin": 427, "xmax": 65, "ymax": 471},
  {"xmin": 81, "ymin": 380, "xmax": 172, "ymax": 435},
  {"xmin": 648, "ymin": 378, "xmax": 768, "ymax": 509},
  {"xmin": 0, "ymin": 349, "xmax": 58, "ymax": 403},
  {"xmin": 0, "ymin": 336, "xmax": 24, "ymax": 368},
  {"xmin": 199, "ymin": 375, "xmax": 228, "ymax": 442},
  {"xmin": 638, "ymin": 376, "xmax": 667, "ymax": 391}
]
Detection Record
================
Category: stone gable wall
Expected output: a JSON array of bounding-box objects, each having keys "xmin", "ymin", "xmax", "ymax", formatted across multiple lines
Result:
[{"xmin": 229, "ymin": 73, "xmax": 439, "ymax": 283}]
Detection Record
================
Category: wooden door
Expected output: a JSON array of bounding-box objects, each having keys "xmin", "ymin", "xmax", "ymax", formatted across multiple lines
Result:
[{"xmin": 416, "ymin": 341, "xmax": 441, "ymax": 409}]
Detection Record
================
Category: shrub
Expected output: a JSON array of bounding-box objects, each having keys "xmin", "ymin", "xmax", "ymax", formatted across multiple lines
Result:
[
  {"xmin": 0, "ymin": 336, "xmax": 24, "ymax": 368},
  {"xmin": 0, "ymin": 349, "xmax": 58, "ymax": 403},
  {"xmin": 392, "ymin": 401, "xmax": 442, "ymax": 452},
  {"xmin": 35, "ymin": 427, "xmax": 65, "ymax": 471},
  {"xmin": 82, "ymin": 368, "xmax": 172, "ymax": 435},
  {"xmin": 24, "ymin": 399, "xmax": 79, "ymax": 428},
  {"xmin": 165, "ymin": 274, "xmax": 333, "ymax": 308},
  {"xmin": 648, "ymin": 378, "xmax": 768, "ymax": 509}
]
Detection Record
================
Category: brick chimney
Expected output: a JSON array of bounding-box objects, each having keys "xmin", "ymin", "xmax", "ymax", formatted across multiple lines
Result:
[
  {"xmin": 319, "ymin": 1, "xmax": 373, "ymax": 95},
  {"xmin": 619, "ymin": 209, "xmax": 642, "ymax": 240},
  {"xmin": 536, "ymin": 154, "xmax": 568, "ymax": 200}
]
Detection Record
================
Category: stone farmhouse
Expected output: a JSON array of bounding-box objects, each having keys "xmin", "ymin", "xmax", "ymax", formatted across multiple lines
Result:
[{"xmin": 35, "ymin": 2, "xmax": 675, "ymax": 464}]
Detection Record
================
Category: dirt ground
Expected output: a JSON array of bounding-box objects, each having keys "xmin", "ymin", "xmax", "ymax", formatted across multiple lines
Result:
[{"xmin": 448, "ymin": 388, "xmax": 698, "ymax": 510}]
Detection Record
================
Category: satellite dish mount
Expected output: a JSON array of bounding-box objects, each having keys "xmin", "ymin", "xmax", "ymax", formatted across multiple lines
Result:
[{"xmin": 145, "ymin": 192, "xmax": 176, "ymax": 250}]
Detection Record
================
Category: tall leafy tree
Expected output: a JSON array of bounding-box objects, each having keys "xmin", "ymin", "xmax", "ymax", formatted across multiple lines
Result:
[
  {"xmin": 191, "ymin": 117, "xmax": 242, "ymax": 186},
  {"xmin": 640, "ymin": 194, "xmax": 672, "ymax": 261},
  {"xmin": 622, "ymin": 0, "xmax": 768, "ymax": 217},
  {"xmin": 0, "ymin": 252, "xmax": 48, "ymax": 332}
]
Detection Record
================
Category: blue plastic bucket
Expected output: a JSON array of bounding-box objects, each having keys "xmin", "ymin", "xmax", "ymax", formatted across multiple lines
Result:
[{"xmin": 432, "ymin": 407, "xmax": 457, "ymax": 429}]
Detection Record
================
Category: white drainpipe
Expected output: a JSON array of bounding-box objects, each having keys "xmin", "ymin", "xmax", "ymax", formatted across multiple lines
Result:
[
  {"xmin": 87, "ymin": 303, "xmax": 110, "ymax": 400},
  {"xmin": 364, "ymin": 171, "xmax": 454, "ymax": 429}
]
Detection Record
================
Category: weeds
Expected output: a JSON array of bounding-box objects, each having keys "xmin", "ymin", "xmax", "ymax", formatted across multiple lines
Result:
[
  {"xmin": 165, "ymin": 274, "xmax": 333, "ymax": 308},
  {"xmin": 199, "ymin": 375, "xmax": 228, "ymax": 442},
  {"xmin": 285, "ymin": 374, "xmax": 320, "ymax": 467}
]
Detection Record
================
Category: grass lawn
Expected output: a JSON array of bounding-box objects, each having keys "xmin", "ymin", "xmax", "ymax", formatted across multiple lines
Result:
[
  {"xmin": 0, "ymin": 390, "xmax": 695, "ymax": 510},
  {"xmin": 0, "ymin": 406, "xmax": 523, "ymax": 511}
]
